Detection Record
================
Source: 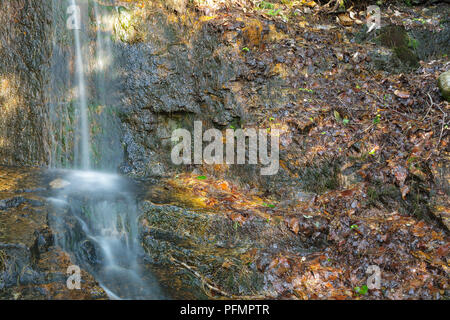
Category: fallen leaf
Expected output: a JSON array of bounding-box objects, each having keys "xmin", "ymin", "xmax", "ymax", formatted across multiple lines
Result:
[
  {"xmin": 288, "ymin": 217, "xmax": 300, "ymax": 234},
  {"xmin": 338, "ymin": 14, "xmax": 353, "ymax": 26},
  {"xmin": 394, "ymin": 90, "xmax": 410, "ymax": 99},
  {"xmin": 218, "ymin": 181, "xmax": 230, "ymax": 191},
  {"xmin": 230, "ymin": 213, "xmax": 246, "ymax": 224},
  {"xmin": 401, "ymin": 185, "xmax": 410, "ymax": 200},
  {"xmin": 393, "ymin": 166, "xmax": 408, "ymax": 185},
  {"xmin": 436, "ymin": 244, "xmax": 449, "ymax": 257}
]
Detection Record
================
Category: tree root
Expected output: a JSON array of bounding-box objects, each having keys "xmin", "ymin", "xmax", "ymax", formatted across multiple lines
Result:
[
  {"xmin": 169, "ymin": 255, "xmax": 272, "ymax": 300},
  {"xmin": 321, "ymin": 0, "xmax": 345, "ymax": 13}
]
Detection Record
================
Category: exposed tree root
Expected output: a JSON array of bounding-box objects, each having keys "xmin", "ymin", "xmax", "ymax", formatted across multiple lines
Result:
[
  {"xmin": 320, "ymin": 0, "xmax": 348, "ymax": 13},
  {"xmin": 169, "ymin": 256, "xmax": 272, "ymax": 300}
]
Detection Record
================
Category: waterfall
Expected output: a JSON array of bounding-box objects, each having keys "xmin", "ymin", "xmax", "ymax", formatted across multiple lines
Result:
[
  {"xmin": 70, "ymin": 0, "xmax": 90, "ymax": 170},
  {"xmin": 47, "ymin": 0, "xmax": 163, "ymax": 299}
]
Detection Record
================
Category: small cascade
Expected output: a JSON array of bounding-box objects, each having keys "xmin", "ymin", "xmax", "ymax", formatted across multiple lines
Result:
[{"xmin": 50, "ymin": 171, "xmax": 163, "ymax": 299}]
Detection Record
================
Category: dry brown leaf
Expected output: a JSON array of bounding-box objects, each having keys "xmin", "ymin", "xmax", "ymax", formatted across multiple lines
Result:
[
  {"xmin": 394, "ymin": 90, "xmax": 410, "ymax": 99},
  {"xmin": 288, "ymin": 217, "xmax": 300, "ymax": 234},
  {"xmin": 338, "ymin": 14, "xmax": 353, "ymax": 26}
]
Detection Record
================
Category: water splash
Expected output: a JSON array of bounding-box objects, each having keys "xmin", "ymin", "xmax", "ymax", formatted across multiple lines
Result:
[{"xmin": 50, "ymin": 170, "xmax": 164, "ymax": 299}]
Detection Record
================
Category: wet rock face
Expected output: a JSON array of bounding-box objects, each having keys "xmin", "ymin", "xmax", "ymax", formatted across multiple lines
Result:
[
  {"xmin": 2, "ymin": 166, "xmax": 321, "ymax": 299},
  {"xmin": 0, "ymin": 1, "xmax": 53, "ymax": 166},
  {"xmin": 116, "ymin": 10, "xmax": 242, "ymax": 176},
  {"xmin": 0, "ymin": 0, "xmax": 124, "ymax": 170},
  {"xmin": 113, "ymin": 4, "xmax": 339, "ymax": 197}
]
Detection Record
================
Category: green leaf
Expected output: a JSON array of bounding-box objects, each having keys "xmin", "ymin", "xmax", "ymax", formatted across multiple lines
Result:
[
  {"xmin": 258, "ymin": 1, "xmax": 274, "ymax": 9},
  {"xmin": 350, "ymin": 224, "xmax": 359, "ymax": 229},
  {"xmin": 360, "ymin": 285, "xmax": 369, "ymax": 295},
  {"xmin": 355, "ymin": 285, "xmax": 369, "ymax": 295},
  {"xmin": 197, "ymin": 175, "xmax": 207, "ymax": 180},
  {"xmin": 263, "ymin": 203, "xmax": 276, "ymax": 208},
  {"xmin": 373, "ymin": 114, "xmax": 381, "ymax": 124},
  {"xmin": 334, "ymin": 110, "xmax": 342, "ymax": 122},
  {"xmin": 299, "ymin": 88, "xmax": 314, "ymax": 93},
  {"xmin": 267, "ymin": 9, "xmax": 281, "ymax": 16}
]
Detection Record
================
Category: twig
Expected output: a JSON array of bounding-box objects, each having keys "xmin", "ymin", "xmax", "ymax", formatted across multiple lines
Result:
[
  {"xmin": 437, "ymin": 113, "xmax": 447, "ymax": 148},
  {"xmin": 421, "ymin": 93, "xmax": 435, "ymax": 122}
]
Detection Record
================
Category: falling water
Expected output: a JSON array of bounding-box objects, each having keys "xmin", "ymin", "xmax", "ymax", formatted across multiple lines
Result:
[
  {"xmin": 71, "ymin": 0, "xmax": 90, "ymax": 170},
  {"xmin": 50, "ymin": 170, "xmax": 163, "ymax": 299},
  {"xmin": 91, "ymin": 1, "xmax": 124, "ymax": 171},
  {"xmin": 47, "ymin": 1, "xmax": 163, "ymax": 299},
  {"xmin": 94, "ymin": 1, "xmax": 108, "ymax": 106}
]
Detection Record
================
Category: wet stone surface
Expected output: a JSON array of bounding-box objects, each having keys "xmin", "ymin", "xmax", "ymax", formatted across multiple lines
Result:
[{"xmin": 0, "ymin": 166, "xmax": 107, "ymax": 299}]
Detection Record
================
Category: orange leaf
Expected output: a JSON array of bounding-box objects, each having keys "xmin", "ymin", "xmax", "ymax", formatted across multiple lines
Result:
[
  {"xmin": 230, "ymin": 213, "xmax": 246, "ymax": 224},
  {"xmin": 341, "ymin": 189, "xmax": 355, "ymax": 197},
  {"xmin": 218, "ymin": 181, "xmax": 230, "ymax": 191},
  {"xmin": 436, "ymin": 244, "xmax": 449, "ymax": 257},
  {"xmin": 288, "ymin": 217, "xmax": 300, "ymax": 234}
]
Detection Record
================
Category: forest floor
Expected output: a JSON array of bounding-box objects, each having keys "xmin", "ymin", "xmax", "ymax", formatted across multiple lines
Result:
[{"xmin": 149, "ymin": 0, "xmax": 450, "ymax": 299}]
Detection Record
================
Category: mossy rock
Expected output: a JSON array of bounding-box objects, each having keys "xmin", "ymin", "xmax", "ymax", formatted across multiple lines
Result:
[
  {"xmin": 438, "ymin": 70, "xmax": 450, "ymax": 102},
  {"xmin": 393, "ymin": 46, "xmax": 420, "ymax": 69},
  {"xmin": 114, "ymin": 7, "xmax": 143, "ymax": 44}
]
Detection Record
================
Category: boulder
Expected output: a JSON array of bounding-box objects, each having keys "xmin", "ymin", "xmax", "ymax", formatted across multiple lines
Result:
[{"xmin": 438, "ymin": 70, "xmax": 450, "ymax": 102}]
